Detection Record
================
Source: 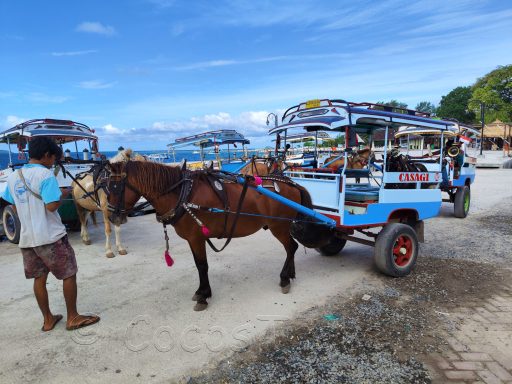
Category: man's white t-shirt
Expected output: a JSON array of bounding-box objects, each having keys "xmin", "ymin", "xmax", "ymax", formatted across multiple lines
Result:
[{"xmin": 1, "ymin": 164, "xmax": 66, "ymax": 248}]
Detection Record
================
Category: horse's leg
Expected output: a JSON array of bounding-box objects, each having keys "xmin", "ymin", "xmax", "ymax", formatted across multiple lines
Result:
[
  {"xmin": 76, "ymin": 204, "xmax": 91, "ymax": 245},
  {"xmin": 187, "ymin": 239, "xmax": 211, "ymax": 311},
  {"xmin": 270, "ymin": 226, "xmax": 299, "ymax": 294},
  {"xmin": 114, "ymin": 224, "xmax": 127, "ymax": 255},
  {"xmin": 102, "ymin": 210, "xmax": 115, "ymax": 258}
]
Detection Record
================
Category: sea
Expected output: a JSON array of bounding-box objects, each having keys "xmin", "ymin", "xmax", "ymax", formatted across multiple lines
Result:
[{"xmin": 0, "ymin": 149, "xmax": 262, "ymax": 169}]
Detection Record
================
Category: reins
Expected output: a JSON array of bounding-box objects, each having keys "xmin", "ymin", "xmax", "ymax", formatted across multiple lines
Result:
[{"xmin": 106, "ymin": 161, "xmax": 307, "ymax": 258}]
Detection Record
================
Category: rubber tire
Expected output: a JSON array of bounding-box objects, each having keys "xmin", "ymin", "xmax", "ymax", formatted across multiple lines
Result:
[
  {"xmin": 316, "ymin": 236, "xmax": 347, "ymax": 256},
  {"xmin": 2, "ymin": 205, "xmax": 21, "ymax": 244},
  {"xmin": 454, "ymin": 185, "xmax": 470, "ymax": 218},
  {"xmin": 374, "ymin": 223, "xmax": 418, "ymax": 277}
]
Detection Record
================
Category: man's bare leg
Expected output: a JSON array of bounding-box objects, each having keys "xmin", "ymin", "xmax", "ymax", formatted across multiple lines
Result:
[
  {"xmin": 34, "ymin": 273, "xmax": 62, "ymax": 331},
  {"xmin": 63, "ymin": 274, "xmax": 99, "ymax": 329}
]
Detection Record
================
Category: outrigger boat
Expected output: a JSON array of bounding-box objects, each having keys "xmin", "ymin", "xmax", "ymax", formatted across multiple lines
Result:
[
  {"xmin": 249, "ymin": 99, "xmax": 464, "ymax": 277},
  {"xmin": 167, "ymin": 129, "xmax": 251, "ymax": 172},
  {"xmin": 0, "ymin": 119, "xmax": 98, "ymax": 242},
  {"xmin": 395, "ymin": 121, "xmax": 480, "ymax": 217}
]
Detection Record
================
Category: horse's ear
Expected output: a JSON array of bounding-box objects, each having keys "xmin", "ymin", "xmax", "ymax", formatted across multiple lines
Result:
[
  {"xmin": 208, "ymin": 161, "xmax": 214, "ymax": 170},
  {"xmin": 180, "ymin": 159, "xmax": 187, "ymax": 171}
]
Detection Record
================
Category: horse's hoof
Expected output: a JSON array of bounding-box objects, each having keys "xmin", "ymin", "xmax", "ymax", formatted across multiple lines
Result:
[
  {"xmin": 281, "ymin": 284, "xmax": 291, "ymax": 294},
  {"xmin": 83, "ymin": 240, "xmax": 91, "ymax": 245},
  {"xmin": 106, "ymin": 252, "xmax": 115, "ymax": 258},
  {"xmin": 118, "ymin": 249, "xmax": 128, "ymax": 255},
  {"xmin": 192, "ymin": 294, "xmax": 201, "ymax": 301},
  {"xmin": 193, "ymin": 302, "xmax": 208, "ymax": 311}
]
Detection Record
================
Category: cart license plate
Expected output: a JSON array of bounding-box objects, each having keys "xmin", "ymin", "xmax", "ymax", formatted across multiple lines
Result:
[{"xmin": 306, "ymin": 99, "xmax": 320, "ymax": 109}]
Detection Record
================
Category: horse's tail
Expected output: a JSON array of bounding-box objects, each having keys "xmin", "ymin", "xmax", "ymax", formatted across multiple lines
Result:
[
  {"xmin": 297, "ymin": 184, "xmax": 313, "ymax": 209},
  {"xmin": 91, "ymin": 211, "xmax": 97, "ymax": 226},
  {"xmin": 290, "ymin": 184, "xmax": 332, "ymax": 248}
]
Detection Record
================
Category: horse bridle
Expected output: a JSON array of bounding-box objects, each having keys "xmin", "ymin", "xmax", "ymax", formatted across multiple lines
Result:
[
  {"xmin": 106, "ymin": 160, "xmax": 192, "ymax": 223},
  {"xmin": 106, "ymin": 161, "xmax": 147, "ymax": 217}
]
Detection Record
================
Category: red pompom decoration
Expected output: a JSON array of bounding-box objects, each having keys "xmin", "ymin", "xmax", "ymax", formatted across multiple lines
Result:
[
  {"xmin": 254, "ymin": 176, "xmax": 262, "ymax": 185},
  {"xmin": 201, "ymin": 225, "xmax": 210, "ymax": 236},
  {"xmin": 164, "ymin": 250, "xmax": 174, "ymax": 267}
]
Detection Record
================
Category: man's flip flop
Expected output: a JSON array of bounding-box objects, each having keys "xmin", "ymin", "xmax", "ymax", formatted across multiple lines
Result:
[
  {"xmin": 41, "ymin": 314, "xmax": 63, "ymax": 332},
  {"xmin": 66, "ymin": 315, "xmax": 100, "ymax": 331}
]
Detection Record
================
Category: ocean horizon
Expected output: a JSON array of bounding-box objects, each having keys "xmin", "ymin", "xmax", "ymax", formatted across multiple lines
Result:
[{"xmin": 0, "ymin": 148, "xmax": 263, "ymax": 169}]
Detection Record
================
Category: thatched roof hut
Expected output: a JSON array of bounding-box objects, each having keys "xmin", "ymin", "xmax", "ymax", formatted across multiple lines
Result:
[
  {"xmin": 476, "ymin": 120, "xmax": 512, "ymax": 152},
  {"xmin": 480, "ymin": 120, "xmax": 511, "ymax": 138}
]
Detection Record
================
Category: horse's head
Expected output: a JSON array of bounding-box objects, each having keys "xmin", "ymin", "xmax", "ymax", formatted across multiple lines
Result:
[{"xmin": 105, "ymin": 161, "xmax": 142, "ymax": 226}]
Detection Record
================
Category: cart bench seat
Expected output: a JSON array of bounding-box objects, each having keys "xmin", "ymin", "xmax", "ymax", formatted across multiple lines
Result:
[{"xmin": 345, "ymin": 185, "xmax": 380, "ymax": 202}]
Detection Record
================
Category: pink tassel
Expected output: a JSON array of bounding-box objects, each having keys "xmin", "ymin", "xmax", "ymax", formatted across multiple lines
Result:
[
  {"xmin": 201, "ymin": 225, "xmax": 210, "ymax": 236},
  {"xmin": 164, "ymin": 250, "xmax": 174, "ymax": 267},
  {"xmin": 254, "ymin": 176, "xmax": 262, "ymax": 185}
]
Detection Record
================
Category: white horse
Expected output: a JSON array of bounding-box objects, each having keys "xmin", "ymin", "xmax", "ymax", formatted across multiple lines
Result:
[{"xmin": 71, "ymin": 149, "xmax": 144, "ymax": 258}]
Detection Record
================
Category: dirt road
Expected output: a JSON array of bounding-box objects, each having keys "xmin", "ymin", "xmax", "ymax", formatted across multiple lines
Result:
[{"xmin": 0, "ymin": 169, "xmax": 511, "ymax": 383}]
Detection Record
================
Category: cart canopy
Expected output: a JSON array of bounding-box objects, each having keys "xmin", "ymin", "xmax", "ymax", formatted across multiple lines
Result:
[
  {"xmin": 0, "ymin": 119, "xmax": 97, "ymax": 144},
  {"xmin": 167, "ymin": 129, "xmax": 249, "ymax": 149}
]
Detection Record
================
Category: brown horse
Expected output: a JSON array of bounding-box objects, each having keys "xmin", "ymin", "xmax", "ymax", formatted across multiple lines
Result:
[
  {"xmin": 105, "ymin": 160, "xmax": 313, "ymax": 311},
  {"xmin": 323, "ymin": 148, "xmax": 372, "ymax": 171},
  {"xmin": 238, "ymin": 157, "xmax": 287, "ymax": 176}
]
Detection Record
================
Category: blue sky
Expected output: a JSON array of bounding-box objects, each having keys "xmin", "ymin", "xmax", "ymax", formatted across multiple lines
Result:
[{"xmin": 1, "ymin": 0, "xmax": 511, "ymax": 150}]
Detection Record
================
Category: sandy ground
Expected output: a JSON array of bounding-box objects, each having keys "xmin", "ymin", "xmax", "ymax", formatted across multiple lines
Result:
[{"xmin": 0, "ymin": 168, "xmax": 511, "ymax": 383}]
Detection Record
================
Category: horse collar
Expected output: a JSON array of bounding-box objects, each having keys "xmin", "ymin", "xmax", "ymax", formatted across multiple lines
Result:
[{"xmin": 156, "ymin": 171, "xmax": 194, "ymax": 225}]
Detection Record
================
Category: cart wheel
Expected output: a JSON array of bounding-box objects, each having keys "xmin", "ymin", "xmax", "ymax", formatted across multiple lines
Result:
[
  {"xmin": 374, "ymin": 223, "xmax": 418, "ymax": 277},
  {"xmin": 2, "ymin": 205, "xmax": 21, "ymax": 244},
  {"xmin": 316, "ymin": 236, "xmax": 347, "ymax": 256},
  {"xmin": 454, "ymin": 186, "xmax": 470, "ymax": 218}
]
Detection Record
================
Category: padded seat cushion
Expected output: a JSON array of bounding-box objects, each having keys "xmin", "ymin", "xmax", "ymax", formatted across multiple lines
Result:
[{"xmin": 345, "ymin": 185, "xmax": 380, "ymax": 202}]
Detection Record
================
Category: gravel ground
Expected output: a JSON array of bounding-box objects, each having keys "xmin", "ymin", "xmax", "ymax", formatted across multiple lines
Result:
[{"xmin": 185, "ymin": 257, "xmax": 509, "ymax": 384}]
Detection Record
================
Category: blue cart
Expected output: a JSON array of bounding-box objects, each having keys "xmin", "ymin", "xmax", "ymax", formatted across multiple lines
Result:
[{"xmin": 255, "ymin": 99, "xmax": 463, "ymax": 277}]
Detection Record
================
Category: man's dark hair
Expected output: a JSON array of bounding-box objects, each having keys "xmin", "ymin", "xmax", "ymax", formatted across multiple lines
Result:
[{"xmin": 28, "ymin": 137, "xmax": 63, "ymax": 160}]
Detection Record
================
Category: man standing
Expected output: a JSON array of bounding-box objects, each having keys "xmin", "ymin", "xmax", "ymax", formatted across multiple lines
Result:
[{"xmin": 1, "ymin": 137, "xmax": 100, "ymax": 332}]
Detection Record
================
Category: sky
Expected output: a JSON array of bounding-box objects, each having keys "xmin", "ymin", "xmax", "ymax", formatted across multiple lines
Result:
[{"xmin": 1, "ymin": 0, "xmax": 511, "ymax": 150}]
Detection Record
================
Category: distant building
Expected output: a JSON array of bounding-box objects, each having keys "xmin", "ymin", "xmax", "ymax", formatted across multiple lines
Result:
[{"xmin": 479, "ymin": 120, "xmax": 512, "ymax": 155}]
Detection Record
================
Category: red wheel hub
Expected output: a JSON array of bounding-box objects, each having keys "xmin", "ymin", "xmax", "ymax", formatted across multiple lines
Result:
[{"xmin": 392, "ymin": 235, "xmax": 413, "ymax": 267}]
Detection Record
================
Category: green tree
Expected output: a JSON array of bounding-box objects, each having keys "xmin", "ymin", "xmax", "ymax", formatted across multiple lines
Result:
[
  {"xmin": 469, "ymin": 65, "xmax": 512, "ymax": 123},
  {"xmin": 415, "ymin": 101, "xmax": 437, "ymax": 114},
  {"xmin": 436, "ymin": 86, "xmax": 475, "ymax": 124},
  {"xmin": 376, "ymin": 100, "xmax": 408, "ymax": 109}
]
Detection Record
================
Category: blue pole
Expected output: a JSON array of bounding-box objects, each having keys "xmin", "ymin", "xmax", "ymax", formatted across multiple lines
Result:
[{"xmin": 237, "ymin": 177, "xmax": 336, "ymax": 227}]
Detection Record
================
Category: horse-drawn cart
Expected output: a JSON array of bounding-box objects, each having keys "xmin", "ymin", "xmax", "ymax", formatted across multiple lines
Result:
[
  {"xmin": 167, "ymin": 130, "xmax": 251, "ymax": 172},
  {"xmin": 395, "ymin": 122, "xmax": 479, "ymax": 218},
  {"xmin": 0, "ymin": 119, "xmax": 98, "ymax": 243},
  {"xmin": 263, "ymin": 99, "xmax": 462, "ymax": 276}
]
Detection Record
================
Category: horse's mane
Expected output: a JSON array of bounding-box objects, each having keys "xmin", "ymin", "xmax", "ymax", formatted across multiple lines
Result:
[{"xmin": 125, "ymin": 161, "xmax": 182, "ymax": 197}]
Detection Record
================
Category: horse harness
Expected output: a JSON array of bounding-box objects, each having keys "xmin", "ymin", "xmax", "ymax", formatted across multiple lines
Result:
[{"xmin": 106, "ymin": 162, "xmax": 300, "ymax": 253}]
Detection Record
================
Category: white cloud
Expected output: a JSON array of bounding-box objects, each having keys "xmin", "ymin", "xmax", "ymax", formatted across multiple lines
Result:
[
  {"xmin": 27, "ymin": 93, "xmax": 69, "ymax": 103},
  {"xmin": 75, "ymin": 22, "xmax": 116, "ymax": 36},
  {"xmin": 78, "ymin": 80, "xmax": 116, "ymax": 89},
  {"xmin": 1, "ymin": 115, "xmax": 26, "ymax": 129},
  {"xmin": 94, "ymin": 111, "xmax": 273, "ymax": 148},
  {"xmin": 147, "ymin": 0, "xmax": 176, "ymax": 8},
  {"xmin": 174, "ymin": 53, "xmax": 352, "ymax": 70},
  {"xmin": 102, "ymin": 124, "xmax": 123, "ymax": 134},
  {"xmin": 171, "ymin": 23, "xmax": 185, "ymax": 37},
  {"xmin": 51, "ymin": 50, "xmax": 97, "ymax": 57}
]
